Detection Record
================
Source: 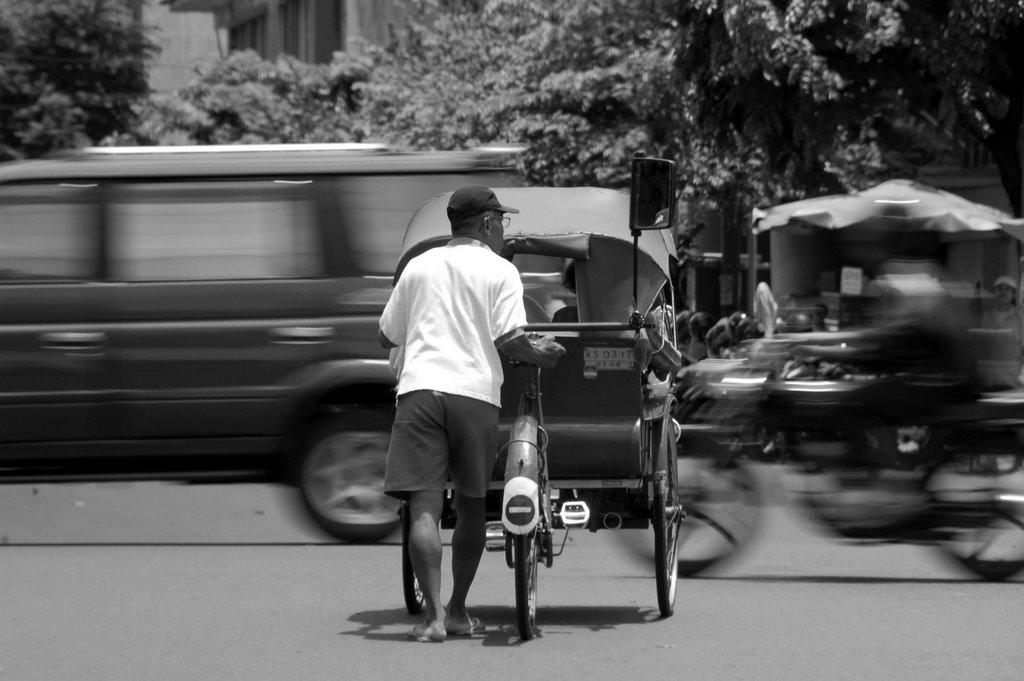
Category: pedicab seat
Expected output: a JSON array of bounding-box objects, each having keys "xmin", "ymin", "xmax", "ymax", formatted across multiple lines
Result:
[{"xmin": 495, "ymin": 334, "xmax": 646, "ymax": 481}]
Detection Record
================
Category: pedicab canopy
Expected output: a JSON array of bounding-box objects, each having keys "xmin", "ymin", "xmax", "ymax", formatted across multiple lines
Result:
[{"xmin": 395, "ymin": 187, "xmax": 677, "ymax": 321}]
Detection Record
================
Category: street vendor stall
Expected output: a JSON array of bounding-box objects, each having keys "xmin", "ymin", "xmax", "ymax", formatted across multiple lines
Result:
[{"xmin": 747, "ymin": 179, "xmax": 1024, "ymax": 330}]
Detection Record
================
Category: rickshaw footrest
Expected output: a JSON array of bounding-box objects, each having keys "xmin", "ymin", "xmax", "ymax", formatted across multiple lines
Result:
[{"xmin": 559, "ymin": 500, "xmax": 591, "ymax": 528}]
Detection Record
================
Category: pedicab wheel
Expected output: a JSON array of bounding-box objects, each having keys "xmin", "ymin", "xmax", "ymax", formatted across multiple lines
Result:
[
  {"xmin": 513, "ymin": 531, "xmax": 540, "ymax": 640},
  {"xmin": 400, "ymin": 504, "xmax": 424, "ymax": 614},
  {"xmin": 653, "ymin": 421, "xmax": 681, "ymax": 617}
]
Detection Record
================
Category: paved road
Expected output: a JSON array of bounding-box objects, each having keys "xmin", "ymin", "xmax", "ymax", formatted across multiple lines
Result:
[{"xmin": 1, "ymin": 479, "xmax": 1022, "ymax": 681}]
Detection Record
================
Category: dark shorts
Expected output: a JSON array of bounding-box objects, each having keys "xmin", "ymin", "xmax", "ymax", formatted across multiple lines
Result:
[{"xmin": 385, "ymin": 390, "xmax": 499, "ymax": 500}]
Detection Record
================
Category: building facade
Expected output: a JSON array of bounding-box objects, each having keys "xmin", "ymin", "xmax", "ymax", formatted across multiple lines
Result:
[
  {"xmin": 144, "ymin": 0, "xmax": 225, "ymax": 92},
  {"xmin": 166, "ymin": 0, "xmax": 409, "ymax": 63}
]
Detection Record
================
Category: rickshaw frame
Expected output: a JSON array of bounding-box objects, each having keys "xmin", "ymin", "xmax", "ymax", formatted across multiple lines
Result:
[{"xmin": 394, "ymin": 160, "xmax": 684, "ymax": 639}]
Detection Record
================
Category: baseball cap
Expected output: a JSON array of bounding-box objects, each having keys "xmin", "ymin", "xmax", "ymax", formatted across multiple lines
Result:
[
  {"xmin": 446, "ymin": 186, "xmax": 519, "ymax": 221},
  {"xmin": 994, "ymin": 275, "xmax": 1017, "ymax": 290}
]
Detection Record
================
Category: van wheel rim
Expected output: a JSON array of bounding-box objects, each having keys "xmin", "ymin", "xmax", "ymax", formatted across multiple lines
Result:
[{"xmin": 303, "ymin": 431, "xmax": 399, "ymax": 525}]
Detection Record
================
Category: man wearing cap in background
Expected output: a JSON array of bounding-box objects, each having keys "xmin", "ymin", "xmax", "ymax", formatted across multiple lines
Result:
[
  {"xmin": 980, "ymin": 275, "xmax": 1024, "ymax": 389},
  {"xmin": 378, "ymin": 185, "xmax": 565, "ymax": 642}
]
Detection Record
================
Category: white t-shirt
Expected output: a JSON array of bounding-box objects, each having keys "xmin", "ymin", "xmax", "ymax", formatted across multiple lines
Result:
[{"xmin": 379, "ymin": 238, "xmax": 527, "ymax": 407}]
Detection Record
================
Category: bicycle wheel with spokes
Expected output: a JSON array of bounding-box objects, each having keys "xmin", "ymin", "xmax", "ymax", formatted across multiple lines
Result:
[
  {"xmin": 400, "ymin": 504, "xmax": 424, "ymax": 614},
  {"xmin": 653, "ymin": 421, "xmax": 682, "ymax": 616},
  {"xmin": 514, "ymin": 531, "xmax": 540, "ymax": 639}
]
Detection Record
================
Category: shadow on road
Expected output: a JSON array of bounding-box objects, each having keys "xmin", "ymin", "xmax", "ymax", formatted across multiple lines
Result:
[
  {"xmin": 691, "ymin": 574, "xmax": 992, "ymax": 584},
  {"xmin": 343, "ymin": 603, "xmax": 661, "ymax": 646}
]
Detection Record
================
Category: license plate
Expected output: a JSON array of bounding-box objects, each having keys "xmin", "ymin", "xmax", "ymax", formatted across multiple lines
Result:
[{"xmin": 584, "ymin": 346, "xmax": 635, "ymax": 371}]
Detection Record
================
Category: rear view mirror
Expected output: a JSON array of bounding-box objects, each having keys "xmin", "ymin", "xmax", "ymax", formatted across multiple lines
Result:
[{"xmin": 629, "ymin": 157, "xmax": 677, "ymax": 232}]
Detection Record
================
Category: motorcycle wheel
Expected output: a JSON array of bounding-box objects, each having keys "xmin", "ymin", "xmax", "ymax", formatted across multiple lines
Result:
[
  {"xmin": 675, "ymin": 457, "xmax": 763, "ymax": 576},
  {"xmin": 939, "ymin": 528, "xmax": 1024, "ymax": 581},
  {"xmin": 929, "ymin": 455, "xmax": 1024, "ymax": 581}
]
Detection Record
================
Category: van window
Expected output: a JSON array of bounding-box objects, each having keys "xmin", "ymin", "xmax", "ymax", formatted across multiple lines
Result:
[
  {"xmin": 336, "ymin": 174, "xmax": 479, "ymax": 274},
  {"xmin": 108, "ymin": 181, "xmax": 321, "ymax": 281},
  {"xmin": 513, "ymin": 254, "xmax": 577, "ymax": 323},
  {"xmin": 0, "ymin": 184, "xmax": 97, "ymax": 281}
]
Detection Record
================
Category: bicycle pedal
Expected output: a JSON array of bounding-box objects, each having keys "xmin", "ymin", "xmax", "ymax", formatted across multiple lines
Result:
[
  {"xmin": 484, "ymin": 521, "xmax": 506, "ymax": 552},
  {"xmin": 558, "ymin": 500, "xmax": 591, "ymax": 528}
]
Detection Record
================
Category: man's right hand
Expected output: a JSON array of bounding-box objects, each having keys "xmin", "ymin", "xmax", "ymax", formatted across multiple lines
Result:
[
  {"xmin": 499, "ymin": 333, "xmax": 566, "ymax": 369},
  {"xmin": 530, "ymin": 335, "xmax": 566, "ymax": 369}
]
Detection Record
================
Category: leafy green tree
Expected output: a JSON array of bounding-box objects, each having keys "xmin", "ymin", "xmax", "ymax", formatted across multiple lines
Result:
[
  {"xmin": 499, "ymin": 0, "xmax": 681, "ymax": 188},
  {"xmin": 358, "ymin": 0, "xmax": 1011, "ymax": 208},
  {"xmin": 352, "ymin": 12, "xmax": 506, "ymax": 152},
  {"xmin": 130, "ymin": 49, "xmax": 373, "ymax": 145},
  {"xmin": 0, "ymin": 0, "xmax": 158, "ymax": 160},
  {"xmin": 132, "ymin": 0, "xmax": 1022, "ymax": 216},
  {"xmin": 675, "ymin": 0, "xmax": 1024, "ymax": 214},
  {"xmin": 908, "ymin": 1, "xmax": 1024, "ymax": 216},
  {"xmin": 357, "ymin": 0, "xmax": 682, "ymax": 188}
]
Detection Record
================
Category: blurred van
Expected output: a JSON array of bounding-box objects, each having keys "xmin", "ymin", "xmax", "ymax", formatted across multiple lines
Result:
[{"xmin": 0, "ymin": 143, "xmax": 521, "ymax": 541}]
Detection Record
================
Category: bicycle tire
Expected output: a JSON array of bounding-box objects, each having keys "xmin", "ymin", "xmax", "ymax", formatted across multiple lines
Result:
[
  {"xmin": 653, "ymin": 421, "xmax": 681, "ymax": 616},
  {"xmin": 514, "ymin": 531, "xmax": 539, "ymax": 639},
  {"xmin": 400, "ymin": 505, "xmax": 424, "ymax": 614}
]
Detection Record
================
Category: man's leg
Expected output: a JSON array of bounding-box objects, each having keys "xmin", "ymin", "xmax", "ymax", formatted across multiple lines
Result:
[
  {"xmin": 446, "ymin": 492, "xmax": 487, "ymax": 632},
  {"xmin": 407, "ymin": 490, "xmax": 446, "ymax": 641}
]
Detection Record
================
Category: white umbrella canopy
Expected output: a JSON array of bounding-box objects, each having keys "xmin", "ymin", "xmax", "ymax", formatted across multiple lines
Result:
[{"xmin": 753, "ymin": 179, "xmax": 1024, "ymax": 235}]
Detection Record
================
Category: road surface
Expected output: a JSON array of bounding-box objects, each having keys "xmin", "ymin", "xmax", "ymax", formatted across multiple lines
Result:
[{"xmin": 1, "ymin": 478, "xmax": 1021, "ymax": 681}]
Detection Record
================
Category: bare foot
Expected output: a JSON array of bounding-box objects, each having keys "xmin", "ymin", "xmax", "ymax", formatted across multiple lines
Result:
[
  {"xmin": 406, "ymin": 619, "xmax": 446, "ymax": 642},
  {"xmin": 445, "ymin": 612, "xmax": 486, "ymax": 637}
]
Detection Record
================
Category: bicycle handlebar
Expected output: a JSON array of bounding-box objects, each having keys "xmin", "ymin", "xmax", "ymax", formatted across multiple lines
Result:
[{"xmin": 523, "ymin": 321, "xmax": 651, "ymax": 333}]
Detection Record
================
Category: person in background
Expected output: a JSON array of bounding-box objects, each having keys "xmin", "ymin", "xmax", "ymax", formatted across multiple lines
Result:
[
  {"xmin": 735, "ymin": 316, "xmax": 765, "ymax": 342},
  {"xmin": 980, "ymin": 275, "xmax": 1024, "ymax": 389},
  {"xmin": 705, "ymin": 311, "xmax": 747, "ymax": 358},
  {"xmin": 551, "ymin": 259, "xmax": 579, "ymax": 323},
  {"xmin": 686, "ymin": 311, "xmax": 713, "ymax": 362},
  {"xmin": 781, "ymin": 311, "xmax": 814, "ymax": 334},
  {"xmin": 378, "ymin": 186, "xmax": 565, "ymax": 642},
  {"xmin": 675, "ymin": 309, "xmax": 693, "ymax": 357},
  {"xmin": 812, "ymin": 303, "xmax": 829, "ymax": 331}
]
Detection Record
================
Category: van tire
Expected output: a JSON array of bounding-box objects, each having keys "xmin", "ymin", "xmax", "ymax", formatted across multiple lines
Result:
[{"xmin": 297, "ymin": 409, "xmax": 401, "ymax": 543}]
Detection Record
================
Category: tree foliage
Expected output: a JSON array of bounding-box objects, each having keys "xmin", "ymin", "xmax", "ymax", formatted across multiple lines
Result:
[
  {"xmin": 0, "ymin": 0, "xmax": 158, "ymax": 161},
  {"xmin": 11, "ymin": 0, "xmax": 1020, "ymax": 217},
  {"xmin": 500, "ymin": 1, "xmax": 681, "ymax": 188},
  {"xmin": 129, "ymin": 50, "xmax": 373, "ymax": 145},
  {"xmin": 676, "ymin": 0, "xmax": 1024, "ymax": 213},
  {"xmin": 357, "ymin": 0, "xmax": 1023, "ymax": 213},
  {"xmin": 357, "ymin": 0, "xmax": 681, "ymax": 188},
  {"xmin": 909, "ymin": 0, "xmax": 1024, "ymax": 216}
]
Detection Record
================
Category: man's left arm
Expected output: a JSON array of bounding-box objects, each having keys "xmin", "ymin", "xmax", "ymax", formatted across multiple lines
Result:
[
  {"xmin": 379, "ymin": 329, "xmax": 399, "ymax": 349},
  {"xmin": 378, "ymin": 279, "xmax": 406, "ymax": 350}
]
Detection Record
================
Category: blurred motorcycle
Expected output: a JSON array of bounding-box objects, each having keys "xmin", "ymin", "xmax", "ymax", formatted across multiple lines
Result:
[{"xmin": 673, "ymin": 283, "xmax": 1024, "ymax": 581}]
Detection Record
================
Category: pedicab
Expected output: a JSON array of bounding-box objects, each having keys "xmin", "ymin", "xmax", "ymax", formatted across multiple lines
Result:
[{"xmin": 393, "ymin": 158, "xmax": 685, "ymax": 639}]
